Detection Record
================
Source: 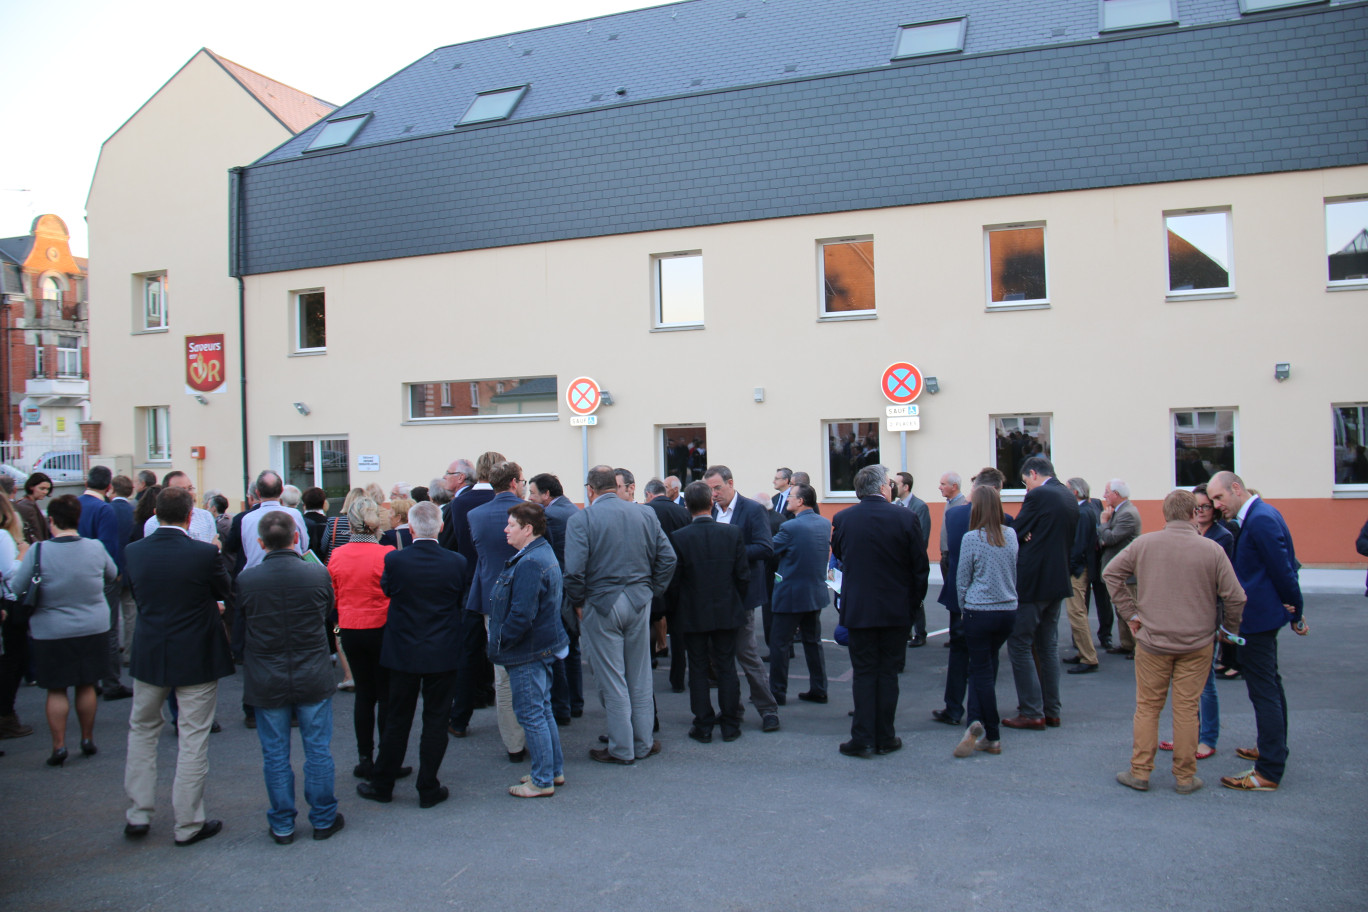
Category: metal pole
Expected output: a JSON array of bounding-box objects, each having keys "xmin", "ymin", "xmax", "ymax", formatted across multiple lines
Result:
[
  {"xmin": 900, "ymin": 431, "xmax": 908, "ymax": 471},
  {"xmin": 581, "ymin": 424, "xmax": 589, "ymax": 503}
]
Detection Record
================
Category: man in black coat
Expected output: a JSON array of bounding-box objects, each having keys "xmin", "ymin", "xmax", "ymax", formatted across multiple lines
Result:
[
  {"xmin": 359, "ymin": 502, "xmax": 467, "ymax": 809},
  {"xmin": 831, "ymin": 465, "xmax": 929, "ymax": 758},
  {"xmin": 446, "ymin": 451, "xmax": 502, "ymax": 734},
  {"xmin": 643, "ymin": 478, "xmax": 690, "ymax": 692},
  {"xmin": 1062, "ymin": 477, "xmax": 1101, "ymax": 673},
  {"xmin": 671, "ymin": 482, "xmax": 749, "ymax": 743},
  {"xmin": 1004, "ymin": 456, "xmax": 1079, "ymax": 730},
  {"xmin": 236, "ymin": 510, "xmax": 343, "ymax": 843},
  {"xmin": 122, "ymin": 487, "xmax": 233, "ymax": 847},
  {"xmin": 530, "ymin": 472, "xmax": 584, "ymax": 721}
]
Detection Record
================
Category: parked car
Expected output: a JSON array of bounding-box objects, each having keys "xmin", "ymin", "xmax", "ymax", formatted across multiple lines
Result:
[
  {"xmin": 0, "ymin": 464, "xmax": 29, "ymax": 489},
  {"xmin": 32, "ymin": 451, "xmax": 85, "ymax": 485}
]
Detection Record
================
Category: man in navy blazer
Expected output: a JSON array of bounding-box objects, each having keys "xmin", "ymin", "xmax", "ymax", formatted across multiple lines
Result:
[
  {"xmin": 359, "ymin": 503, "xmax": 466, "ymax": 807},
  {"xmin": 705, "ymin": 465, "xmax": 780, "ymax": 732},
  {"xmin": 831, "ymin": 465, "xmax": 929, "ymax": 757},
  {"xmin": 446, "ymin": 451, "xmax": 502, "ymax": 736},
  {"xmin": 461, "ymin": 460, "xmax": 528, "ymax": 759},
  {"xmin": 1004, "ymin": 456, "xmax": 1078, "ymax": 731},
  {"xmin": 768, "ymin": 483, "xmax": 830, "ymax": 704},
  {"xmin": 1208, "ymin": 471, "xmax": 1305, "ymax": 792}
]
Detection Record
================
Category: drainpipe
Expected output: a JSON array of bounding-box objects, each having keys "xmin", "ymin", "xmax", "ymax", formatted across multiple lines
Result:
[{"xmin": 229, "ymin": 167, "xmax": 249, "ymax": 502}]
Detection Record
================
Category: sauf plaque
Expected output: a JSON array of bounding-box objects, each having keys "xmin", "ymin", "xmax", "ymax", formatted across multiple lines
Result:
[{"xmin": 185, "ymin": 333, "xmax": 227, "ymax": 395}]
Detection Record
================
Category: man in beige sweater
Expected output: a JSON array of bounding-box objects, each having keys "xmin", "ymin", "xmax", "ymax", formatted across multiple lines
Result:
[{"xmin": 1104, "ymin": 489, "xmax": 1246, "ymax": 794}]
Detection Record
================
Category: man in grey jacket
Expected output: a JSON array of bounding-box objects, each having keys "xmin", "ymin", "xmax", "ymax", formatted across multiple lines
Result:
[
  {"xmin": 564, "ymin": 464, "xmax": 676, "ymax": 764},
  {"xmin": 236, "ymin": 511, "xmax": 343, "ymax": 844},
  {"xmin": 1098, "ymin": 478, "xmax": 1143, "ymax": 657}
]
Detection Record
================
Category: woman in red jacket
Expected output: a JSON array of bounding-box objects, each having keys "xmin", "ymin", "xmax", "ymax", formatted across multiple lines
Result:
[{"xmin": 327, "ymin": 496, "xmax": 399, "ymax": 780}]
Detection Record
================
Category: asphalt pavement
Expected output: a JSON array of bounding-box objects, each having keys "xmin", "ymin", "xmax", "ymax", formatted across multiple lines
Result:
[{"xmin": 1, "ymin": 585, "xmax": 1365, "ymax": 912}]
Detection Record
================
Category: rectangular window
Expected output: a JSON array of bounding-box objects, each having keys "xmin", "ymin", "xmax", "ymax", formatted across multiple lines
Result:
[
  {"xmin": 985, "ymin": 224, "xmax": 1048, "ymax": 307},
  {"xmin": 281, "ymin": 437, "xmax": 351, "ymax": 513},
  {"xmin": 33, "ymin": 345, "xmax": 46, "ymax": 377},
  {"xmin": 661, "ymin": 426, "xmax": 708, "ymax": 485},
  {"xmin": 1326, "ymin": 197, "xmax": 1368, "ymax": 286},
  {"xmin": 1166, "ymin": 208, "xmax": 1233, "ymax": 296},
  {"xmin": 1334, "ymin": 403, "xmax": 1368, "ymax": 487},
  {"xmin": 406, "ymin": 376, "xmax": 557, "ymax": 422},
  {"xmin": 1239, "ymin": 0, "xmax": 1326, "ymax": 12},
  {"xmin": 653, "ymin": 252, "xmax": 704, "ymax": 329},
  {"xmin": 892, "ymin": 18, "xmax": 967, "ymax": 59},
  {"xmin": 459, "ymin": 86, "xmax": 528, "ymax": 125},
  {"xmin": 294, "ymin": 290, "xmax": 326, "ymax": 352},
  {"xmin": 144, "ymin": 406, "xmax": 171, "ymax": 462},
  {"xmin": 57, "ymin": 335, "xmax": 80, "ymax": 377},
  {"xmin": 141, "ymin": 274, "xmax": 167, "ymax": 331},
  {"xmin": 1100, "ymin": 0, "xmax": 1176, "ymax": 32},
  {"xmin": 306, "ymin": 113, "xmax": 371, "ymax": 152},
  {"xmin": 825, "ymin": 420, "xmax": 880, "ymax": 497},
  {"xmin": 819, "ymin": 237, "xmax": 876, "ymax": 318},
  {"xmin": 1173, "ymin": 409, "xmax": 1237, "ymax": 486},
  {"xmin": 992, "ymin": 414, "xmax": 1053, "ymax": 491}
]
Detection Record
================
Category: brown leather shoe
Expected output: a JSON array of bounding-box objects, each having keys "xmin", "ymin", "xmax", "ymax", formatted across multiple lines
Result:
[
  {"xmin": 1044, "ymin": 717, "xmax": 1061, "ymax": 728},
  {"xmin": 1221, "ymin": 771, "xmax": 1277, "ymax": 791},
  {"xmin": 1001, "ymin": 716, "xmax": 1046, "ymax": 731},
  {"xmin": 1235, "ymin": 746, "xmax": 1260, "ymax": 762}
]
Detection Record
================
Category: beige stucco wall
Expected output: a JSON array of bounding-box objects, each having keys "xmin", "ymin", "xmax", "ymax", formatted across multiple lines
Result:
[
  {"xmin": 86, "ymin": 50, "xmax": 296, "ymax": 499},
  {"xmin": 240, "ymin": 165, "xmax": 1368, "ymax": 513}
]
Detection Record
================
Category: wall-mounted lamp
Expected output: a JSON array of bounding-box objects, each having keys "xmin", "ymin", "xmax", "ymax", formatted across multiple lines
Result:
[
  {"xmin": 1274, "ymin": 363, "xmax": 1290, "ymax": 382},
  {"xmin": 293, "ymin": 402, "xmax": 312, "ymax": 416},
  {"xmin": 193, "ymin": 394, "xmax": 208, "ymax": 405},
  {"xmin": 600, "ymin": 390, "xmax": 615, "ymax": 406},
  {"xmin": 925, "ymin": 376, "xmax": 940, "ymax": 394},
  {"xmin": 754, "ymin": 387, "xmax": 765, "ymax": 403}
]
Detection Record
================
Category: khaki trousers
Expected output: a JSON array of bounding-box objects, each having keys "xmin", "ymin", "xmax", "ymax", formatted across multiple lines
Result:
[
  {"xmin": 486, "ymin": 617, "xmax": 526, "ymax": 754},
  {"xmin": 1117, "ymin": 583, "xmax": 1138, "ymax": 651},
  {"xmin": 1065, "ymin": 573, "xmax": 1098, "ymax": 665},
  {"xmin": 124, "ymin": 678, "xmax": 218, "ymax": 842},
  {"xmin": 1130, "ymin": 644, "xmax": 1212, "ymax": 785}
]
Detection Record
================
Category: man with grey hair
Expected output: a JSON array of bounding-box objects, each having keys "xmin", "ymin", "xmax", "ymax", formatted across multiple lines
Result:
[
  {"xmin": 238, "ymin": 471, "xmax": 309, "ymax": 572},
  {"xmin": 938, "ymin": 471, "xmax": 966, "ymax": 576},
  {"xmin": 280, "ymin": 485, "xmax": 302, "ymax": 511},
  {"xmin": 565, "ymin": 465, "xmax": 676, "ymax": 763},
  {"xmin": 1062, "ymin": 477, "xmax": 1101, "ymax": 673},
  {"xmin": 1099, "ymin": 478, "xmax": 1142, "ymax": 658},
  {"xmin": 389, "ymin": 482, "xmax": 411, "ymax": 501},
  {"xmin": 831, "ymin": 465, "xmax": 929, "ymax": 757},
  {"xmin": 437, "ymin": 458, "xmax": 475, "ymax": 550},
  {"xmin": 427, "ymin": 478, "xmax": 453, "ymax": 506},
  {"xmin": 663, "ymin": 475, "xmax": 683, "ymax": 506}
]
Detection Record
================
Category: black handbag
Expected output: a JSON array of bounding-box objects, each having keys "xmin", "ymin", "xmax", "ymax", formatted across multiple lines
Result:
[{"xmin": 16, "ymin": 542, "xmax": 41, "ymax": 622}]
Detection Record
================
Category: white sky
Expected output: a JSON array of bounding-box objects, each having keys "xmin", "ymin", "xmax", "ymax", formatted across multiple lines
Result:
[{"xmin": 0, "ymin": 0, "xmax": 653, "ymax": 256}]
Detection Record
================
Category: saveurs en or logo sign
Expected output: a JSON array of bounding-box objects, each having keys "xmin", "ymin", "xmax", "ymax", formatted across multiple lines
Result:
[{"xmin": 185, "ymin": 334, "xmax": 226, "ymax": 394}]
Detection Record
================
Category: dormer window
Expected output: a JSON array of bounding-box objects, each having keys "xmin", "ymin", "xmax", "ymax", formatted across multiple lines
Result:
[
  {"xmin": 458, "ymin": 86, "xmax": 528, "ymax": 124},
  {"xmin": 306, "ymin": 113, "xmax": 372, "ymax": 151},
  {"xmin": 1100, "ymin": 0, "xmax": 1176, "ymax": 32},
  {"xmin": 892, "ymin": 18, "xmax": 967, "ymax": 59}
]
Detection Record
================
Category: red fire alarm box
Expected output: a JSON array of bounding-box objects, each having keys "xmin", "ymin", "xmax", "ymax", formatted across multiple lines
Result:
[{"xmin": 189, "ymin": 446, "xmax": 206, "ymax": 460}]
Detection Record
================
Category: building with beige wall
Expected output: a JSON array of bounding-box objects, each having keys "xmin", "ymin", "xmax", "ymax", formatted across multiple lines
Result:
[{"xmin": 86, "ymin": 48, "xmax": 332, "ymax": 495}]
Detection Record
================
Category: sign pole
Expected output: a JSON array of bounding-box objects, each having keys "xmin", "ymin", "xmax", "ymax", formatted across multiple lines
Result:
[
  {"xmin": 900, "ymin": 431, "xmax": 907, "ymax": 472},
  {"xmin": 581, "ymin": 425, "xmax": 589, "ymax": 501}
]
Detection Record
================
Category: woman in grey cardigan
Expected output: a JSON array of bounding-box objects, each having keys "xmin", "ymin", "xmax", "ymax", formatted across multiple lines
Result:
[
  {"xmin": 953, "ymin": 485, "xmax": 1018, "ymax": 759},
  {"xmin": 13, "ymin": 494, "xmax": 118, "ymax": 766}
]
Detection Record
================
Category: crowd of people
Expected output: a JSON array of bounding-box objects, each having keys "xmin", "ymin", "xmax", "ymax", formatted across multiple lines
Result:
[{"xmin": 0, "ymin": 450, "xmax": 1321, "ymax": 845}]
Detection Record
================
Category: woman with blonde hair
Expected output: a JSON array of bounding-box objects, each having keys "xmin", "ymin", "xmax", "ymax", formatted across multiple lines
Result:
[
  {"xmin": 319, "ymin": 488, "xmax": 366, "ymax": 564},
  {"xmin": 0, "ymin": 491, "xmax": 34, "ymax": 742},
  {"xmin": 379, "ymin": 497, "xmax": 415, "ymax": 550}
]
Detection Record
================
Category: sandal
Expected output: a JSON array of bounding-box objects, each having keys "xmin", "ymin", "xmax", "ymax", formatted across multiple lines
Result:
[
  {"xmin": 1218, "ymin": 667, "xmax": 1242, "ymax": 680},
  {"xmin": 508, "ymin": 781, "xmax": 555, "ymax": 798},
  {"xmin": 1220, "ymin": 770, "xmax": 1277, "ymax": 791},
  {"xmin": 1159, "ymin": 741, "xmax": 1215, "ymax": 759}
]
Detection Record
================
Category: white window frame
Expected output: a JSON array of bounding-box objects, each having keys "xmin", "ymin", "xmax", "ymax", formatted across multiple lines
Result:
[
  {"xmin": 57, "ymin": 335, "xmax": 80, "ymax": 378},
  {"xmin": 143, "ymin": 406, "xmax": 171, "ymax": 464},
  {"xmin": 652, "ymin": 251, "xmax": 705, "ymax": 330},
  {"xmin": 891, "ymin": 17, "xmax": 967, "ymax": 59},
  {"xmin": 139, "ymin": 273, "xmax": 168, "ymax": 332},
  {"xmin": 458, "ymin": 86, "xmax": 529, "ymax": 125},
  {"xmin": 1333, "ymin": 402, "xmax": 1368, "ymax": 496},
  {"xmin": 817, "ymin": 236, "xmax": 877, "ymax": 321},
  {"xmin": 823, "ymin": 419, "xmax": 881, "ymax": 501},
  {"xmin": 33, "ymin": 345, "xmax": 46, "ymax": 377},
  {"xmin": 1238, "ymin": 0, "xmax": 1326, "ymax": 13},
  {"xmin": 1326, "ymin": 195, "xmax": 1368, "ymax": 290},
  {"xmin": 1100, "ymin": 0, "xmax": 1177, "ymax": 33},
  {"xmin": 440, "ymin": 382, "xmax": 452, "ymax": 408},
  {"xmin": 1164, "ymin": 207, "xmax": 1235, "ymax": 300},
  {"xmin": 990, "ymin": 413, "xmax": 1054, "ymax": 497},
  {"xmin": 984, "ymin": 222, "xmax": 1050, "ymax": 310},
  {"xmin": 293, "ymin": 289, "xmax": 326, "ymax": 354},
  {"xmin": 404, "ymin": 376, "xmax": 558, "ymax": 425},
  {"xmin": 1172, "ymin": 407, "xmax": 1239, "ymax": 486}
]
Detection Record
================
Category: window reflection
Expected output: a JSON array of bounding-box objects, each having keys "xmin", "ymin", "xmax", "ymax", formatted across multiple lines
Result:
[
  {"xmin": 821, "ymin": 239, "xmax": 875, "ymax": 314},
  {"xmin": 987, "ymin": 226, "xmax": 1047, "ymax": 304},
  {"xmin": 1173, "ymin": 409, "xmax": 1236, "ymax": 485},
  {"xmin": 661, "ymin": 426, "xmax": 708, "ymax": 483},
  {"xmin": 407, "ymin": 376, "xmax": 557, "ymax": 420},
  {"xmin": 993, "ymin": 415, "xmax": 1051, "ymax": 487},
  {"xmin": 1334, "ymin": 404, "xmax": 1368, "ymax": 484},
  {"xmin": 826, "ymin": 421, "xmax": 879, "ymax": 494},
  {"xmin": 1326, "ymin": 198, "xmax": 1368, "ymax": 284},
  {"xmin": 655, "ymin": 253, "xmax": 704, "ymax": 326},
  {"xmin": 1166, "ymin": 211, "xmax": 1231, "ymax": 292}
]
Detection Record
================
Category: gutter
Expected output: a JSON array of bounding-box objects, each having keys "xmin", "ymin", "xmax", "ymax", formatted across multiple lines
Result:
[{"xmin": 228, "ymin": 167, "xmax": 249, "ymax": 501}]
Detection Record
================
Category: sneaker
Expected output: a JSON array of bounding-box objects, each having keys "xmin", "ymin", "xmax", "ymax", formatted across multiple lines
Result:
[
  {"xmin": 974, "ymin": 739, "xmax": 1001, "ymax": 755},
  {"xmin": 1175, "ymin": 777, "xmax": 1204, "ymax": 795},
  {"xmin": 761, "ymin": 713, "xmax": 780, "ymax": 733},
  {"xmin": 1116, "ymin": 771, "xmax": 1150, "ymax": 791},
  {"xmin": 954, "ymin": 721, "xmax": 985, "ymax": 758}
]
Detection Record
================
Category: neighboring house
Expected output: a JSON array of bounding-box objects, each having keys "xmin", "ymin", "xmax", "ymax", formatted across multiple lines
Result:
[
  {"xmin": 0, "ymin": 214, "xmax": 90, "ymax": 467},
  {"xmin": 100, "ymin": 2, "xmax": 1368, "ymax": 562},
  {"xmin": 86, "ymin": 48, "xmax": 333, "ymax": 496}
]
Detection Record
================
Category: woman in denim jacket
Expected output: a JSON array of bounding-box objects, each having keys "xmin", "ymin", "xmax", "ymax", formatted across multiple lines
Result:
[{"xmin": 488, "ymin": 502, "xmax": 569, "ymax": 797}]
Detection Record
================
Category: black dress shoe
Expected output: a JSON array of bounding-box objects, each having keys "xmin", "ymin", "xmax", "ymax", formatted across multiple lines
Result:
[
  {"xmin": 271, "ymin": 829, "xmax": 294, "ymax": 845},
  {"xmin": 175, "ymin": 820, "xmax": 223, "ymax": 847},
  {"xmin": 244, "ymin": 715, "xmax": 257, "ymax": 730},
  {"xmin": 773, "ymin": 694, "xmax": 786, "ymax": 706},
  {"xmin": 1105, "ymin": 646, "xmax": 1133, "ymax": 655},
  {"xmin": 761, "ymin": 713, "xmax": 780, "ymax": 732},
  {"xmin": 353, "ymin": 759, "xmax": 375, "ymax": 779},
  {"xmin": 419, "ymin": 787, "xmax": 449, "ymax": 809},
  {"xmin": 721, "ymin": 729, "xmax": 741, "ymax": 742},
  {"xmin": 930, "ymin": 709, "xmax": 961, "ymax": 726},
  {"xmin": 124, "ymin": 822, "xmax": 150, "ymax": 839},
  {"xmin": 313, "ymin": 812, "xmax": 346, "ymax": 839},
  {"xmin": 1098, "ymin": 638, "xmax": 1113, "ymax": 650},
  {"xmin": 1061, "ymin": 655, "xmax": 1083, "ymax": 665},
  {"xmin": 447, "ymin": 726, "xmax": 468, "ymax": 738},
  {"xmin": 570, "ymin": 709, "xmax": 583, "ymax": 718},
  {"xmin": 1067, "ymin": 663, "xmax": 1099, "ymax": 675},
  {"xmin": 210, "ymin": 721, "xmax": 222, "ymax": 734},
  {"xmin": 555, "ymin": 715, "xmax": 571, "ymax": 726},
  {"xmin": 103, "ymin": 684, "xmax": 134, "ymax": 701},
  {"xmin": 598, "ymin": 734, "xmax": 609, "ymax": 743},
  {"xmin": 508, "ymin": 749, "xmax": 528, "ymax": 763},
  {"xmin": 876, "ymin": 737, "xmax": 903, "ymax": 755},
  {"xmin": 46, "ymin": 747, "xmax": 67, "ymax": 767},
  {"xmin": 671, "ymin": 686, "xmax": 686, "ymax": 694},
  {"xmin": 688, "ymin": 726, "xmax": 712, "ymax": 744},
  {"xmin": 80, "ymin": 739, "xmax": 98, "ymax": 756},
  {"xmin": 798, "ymin": 691, "xmax": 828, "ymax": 704},
  {"xmin": 839, "ymin": 740, "xmax": 874, "ymax": 758},
  {"xmin": 910, "ymin": 635, "xmax": 927, "ymax": 648},
  {"xmin": 355, "ymin": 781, "xmax": 393, "ymax": 803}
]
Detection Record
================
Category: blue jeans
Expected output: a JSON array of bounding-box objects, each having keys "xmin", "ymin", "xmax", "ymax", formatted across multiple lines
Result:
[
  {"xmin": 255, "ymin": 699, "xmax": 337, "ymax": 836},
  {"xmin": 963, "ymin": 608, "xmax": 1016, "ymax": 742},
  {"xmin": 506, "ymin": 659, "xmax": 563, "ymax": 788},
  {"xmin": 1240, "ymin": 629, "xmax": 1288, "ymax": 783},
  {"xmin": 1199, "ymin": 653, "xmax": 1219, "ymax": 747}
]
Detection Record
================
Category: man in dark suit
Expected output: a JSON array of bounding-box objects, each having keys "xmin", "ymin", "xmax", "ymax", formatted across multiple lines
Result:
[
  {"xmin": 832, "ymin": 465, "xmax": 929, "ymax": 757},
  {"xmin": 447, "ymin": 451, "xmax": 502, "ymax": 736},
  {"xmin": 768, "ymin": 483, "xmax": 830, "ymax": 704},
  {"xmin": 643, "ymin": 478, "xmax": 690, "ymax": 692},
  {"xmin": 529, "ymin": 472, "xmax": 583, "ymax": 721},
  {"xmin": 122, "ymin": 486, "xmax": 234, "ymax": 846},
  {"xmin": 110, "ymin": 475, "xmax": 137, "ymax": 665},
  {"xmin": 1004, "ymin": 456, "xmax": 1078, "ymax": 730},
  {"xmin": 1062, "ymin": 477, "xmax": 1101, "ymax": 673},
  {"xmin": 460, "ymin": 460, "xmax": 527, "ymax": 759},
  {"xmin": 358, "ymin": 502, "xmax": 467, "ymax": 808},
  {"xmin": 80, "ymin": 465, "xmax": 132, "ymax": 700},
  {"xmin": 436, "ymin": 457, "xmax": 473, "ymax": 550},
  {"xmin": 671, "ymin": 482, "xmax": 749, "ymax": 743},
  {"xmin": 894, "ymin": 472, "xmax": 933, "ymax": 650},
  {"xmin": 1207, "ymin": 471, "xmax": 1305, "ymax": 792},
  {"xmin": 704, "ymin": 465, "xmax": 780, "ymax": 732},
  {"xmin": 770, "ymin": 467, "xmax": 793, "ymax": 516}
]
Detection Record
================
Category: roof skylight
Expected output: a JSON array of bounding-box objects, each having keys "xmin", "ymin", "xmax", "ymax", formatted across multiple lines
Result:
[
  {"xmin": 892, "ymin": 17, "xmax": 967, "ymax": 59},
  {"xmin": 458, "ymin": 86, "xmax": 529, "ymax": 125},
  {"xmin": 1100, "ymin": 0, "xmax": 1177, "ymax": 32},
  {"xmin": 306, "ymin": 113, "xmax": 371, "ymax": 151}
]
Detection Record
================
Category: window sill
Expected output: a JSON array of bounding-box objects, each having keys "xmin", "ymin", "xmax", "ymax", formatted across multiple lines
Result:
[
  {"xmin": 1166, "ymin": 291, "xmax": 1236, "ymax": 302},
  {"xmin": 290, "ymin": 349, "xmax": 327, "ymax": 357},
  {"xmin": 1099, "ymin": 20, "xmax": 1177, "ymax": 35},
  {"xmin": 1000, "ymin": 490, "xmax": 1026, "ymax": 503},
  {"xmin": 824, "ymin": 495, "xmax": 859, "ymax": 504},
  {"xmin": 402, "ymin": 414, "xmax": 559, "ymax": 427},
  {"xmin": 819, "ymin": 311, "xmax": 877, "ymax": 323},
  {"xmin": 132, "ymin": 327, "xmax": 169, "ymax": 336},
  {"xmin": 651, "ymin": 324, "xmax": 704, "ymax": 333},
  {"xmin": 985, "ymin": 302, "xmax": 1050, "ymax": 313},
  {"xmin": 1327, "ymin": 282, "xmax": 1368, "ymax": 293},
  {"xmin": 1332, "ymin": 488, "xmax": 1368, "ymax": 499}
]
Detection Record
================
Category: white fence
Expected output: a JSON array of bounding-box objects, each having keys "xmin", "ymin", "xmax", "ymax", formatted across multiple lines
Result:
[{"xmin": 0, "ymin": 437, "xmax": 88, "ymax": 476}]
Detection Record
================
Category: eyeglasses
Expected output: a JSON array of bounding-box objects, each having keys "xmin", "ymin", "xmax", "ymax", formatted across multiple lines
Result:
[{"xmin": 1194, "ymin": 504, "xmax": 1214, "ymax": 512}]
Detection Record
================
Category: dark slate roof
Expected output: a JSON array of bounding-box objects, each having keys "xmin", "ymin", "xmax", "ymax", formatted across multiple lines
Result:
[
  {"xmin": 235, "ymin": 2, "xmax": 1368, "ymax": 276},
  {"xmin": 0, "ymin": 235, "xmax": 33, "ymax": 267},
  {"xmin": 1, "ymin": 263, "xmax": 23, "ymax": 296},
  {"xmin": 261, "ymin": 0, "xmax": 1308, "ymax": 164}
]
